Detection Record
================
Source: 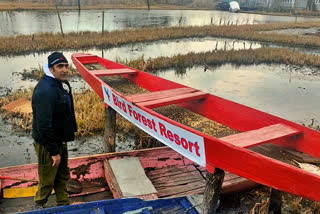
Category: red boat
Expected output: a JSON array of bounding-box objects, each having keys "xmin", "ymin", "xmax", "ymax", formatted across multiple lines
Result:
[
  {"xmin": 0, "ymin": 147, "xmax": 254, "ymax": 213},
  {"xmin": 71, "ymin": 53, "xmax": 320, "ymax": 202}
]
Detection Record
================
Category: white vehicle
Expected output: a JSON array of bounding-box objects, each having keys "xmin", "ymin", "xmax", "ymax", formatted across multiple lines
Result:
[{"xmin": 229, "ymin": 1, "xmax": 240, "ymax": 13}]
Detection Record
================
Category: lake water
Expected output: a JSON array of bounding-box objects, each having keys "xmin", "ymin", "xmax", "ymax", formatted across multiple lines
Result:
[
  {"xmin": 0, "ymin": 37, "xmax": 263, "ymax": 96},
  {"xmin": 1, "ymin": 9, "xmax": 320, "ymax": 37},
  {"xmin": 157, "ymin": 64, "xmax": 320, "ymax": 124}
]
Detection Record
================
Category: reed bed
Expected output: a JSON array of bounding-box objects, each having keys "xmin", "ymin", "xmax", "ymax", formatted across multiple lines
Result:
[
  {"xmin": 121, "ymin": 47, "xmax": 320, "ymax": 72},
  {"xmin": 0, "ymin": 89, "xmax": 106, "ymax": 136},
  {"xmin": 22, "ymin": 47, "xmax": 320, "ymax": 82},
  {"xmin": 2, "ymin": 21, "xmax": 320, "ymax": 56}
]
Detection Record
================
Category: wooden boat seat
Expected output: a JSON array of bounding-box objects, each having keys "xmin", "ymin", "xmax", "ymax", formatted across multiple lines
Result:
[
  {"xmin": 90, "ymin": 68, "xmax": 138, "ymax": 77},
  {"xmin": 75, "ymin": 54, "xmax": 99, "ymax": 64},
  {"xmin": 126, "ymin": 87, "xmax": 208, "ymax": 109},
  {"xmin": 220, "ymin": 123, "xmax": 302, "ymax": 148}
]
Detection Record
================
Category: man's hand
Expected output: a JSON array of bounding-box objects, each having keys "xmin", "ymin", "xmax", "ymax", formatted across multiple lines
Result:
[{"xmin": 51, "ymin": 154, "xmax": 61, "ymax": 167}]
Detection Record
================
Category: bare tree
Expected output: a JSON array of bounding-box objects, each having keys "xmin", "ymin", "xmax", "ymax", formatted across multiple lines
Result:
[{"xmin": 306, "ymin": 0, "xmax": 315, "ymax": 11}]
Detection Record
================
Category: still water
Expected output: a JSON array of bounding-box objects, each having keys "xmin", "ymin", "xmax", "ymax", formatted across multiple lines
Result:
[
  {"xmin": 0, "ymin": 37, "xmax": 263, "ymax": 96},
  {"xmin": 1, "ymin": 9, "xmax": 320, "ymax": 37},
  {"xmin": 157, "ymin": 64, "xmax": 320, "ymax": 124}
]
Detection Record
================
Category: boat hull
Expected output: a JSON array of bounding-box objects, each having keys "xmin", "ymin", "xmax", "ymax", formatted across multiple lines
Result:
[{"xmin": 71, "ymin": 53, "xmax": 320, "ymax": 202}]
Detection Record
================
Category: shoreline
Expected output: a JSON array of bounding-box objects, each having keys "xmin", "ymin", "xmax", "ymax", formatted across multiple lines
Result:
[
  {"xmin": 1, "ymin": 22, "xmax": 320, "ymax": 56},
  {"xmin": 1, "ymin": 3, "xmax": 320, "ymax": 18}
]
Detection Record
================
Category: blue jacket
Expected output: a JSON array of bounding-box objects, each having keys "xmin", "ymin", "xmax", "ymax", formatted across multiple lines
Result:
[{"xmin": 32, "ymin": 75, "xmax": 77, "ymax": 156}]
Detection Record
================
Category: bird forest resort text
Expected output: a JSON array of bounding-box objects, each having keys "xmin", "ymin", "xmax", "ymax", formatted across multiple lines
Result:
[{"xmin": 103, "ymin": 85, "xmax": 206, "ymax": 166}]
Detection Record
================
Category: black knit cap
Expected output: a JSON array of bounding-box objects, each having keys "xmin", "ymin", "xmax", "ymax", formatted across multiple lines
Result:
[{"xmin": 48, "ymin": 52, "xmax": 68, "ymax": 68}]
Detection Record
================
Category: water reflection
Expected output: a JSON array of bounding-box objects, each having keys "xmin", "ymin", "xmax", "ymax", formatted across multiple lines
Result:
[
  {"xmin": 1, "ymin": 9, "xmax": 320, "ymax": 37},
  {"xmin": 156, "ymin": 64, "xmax": 320, "ymax": 124},
  {"xmin": 0, "ymin": 37, "xmax": 262, "ymax": 96}
]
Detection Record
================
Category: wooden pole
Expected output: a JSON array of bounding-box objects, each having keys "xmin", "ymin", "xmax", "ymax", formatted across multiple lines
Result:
[
  {"xmin": 268, "ymin": 188, "xmax": 282, "ymax": 214},
  {"xmin": 202, "ymin": 168, "xmax": 225, "ymax": 214},
  {"xmin": 78, "ymin": 0, "xmax": 81, "ymax": 12},
  {"xmin": 104, "ymin": 106, "xmax": 116, "ymax": 153},
  {"xmin": 102, "ymin": 11, "xmax": 105, "ymax": 36},
  {"xmin": 147, "ymin": 0, "xmax": 150, "ymax": 10},
  {"xmin": 55, "ymin": 5, "xmax": 64, "ymax": 38}
]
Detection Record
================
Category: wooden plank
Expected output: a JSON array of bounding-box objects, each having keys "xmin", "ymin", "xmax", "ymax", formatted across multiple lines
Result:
[
  {"xmin": 146, "ymin": 165, "xmax": 198, "ymax": 180},
  {"xmin": 220, "ymin": 123, "xmax": 302, "ymax": 148},
  {"xmin": 137, "ymin": 193, "xmax": 158, "ymax": 200},
  {"xmin": 75, "ymin": 55, "xmax": 99, "ymax": 64},
  {"xmin": 3, "ymin": 186, "xmax": 54, "ymax": 198},
  {"xmin": 1, "ymin": 98, "xmax": 32, "ymax": 114},
  {"xmin": 103, "ymin": 160, "xmax": 123, "ymax": 198},
  {"xmin": 170, "ymin": 187, "xmax": 205, "ymax": 198},
  {"xmin": 152, "ymin": 170, "xmax": 203, "ymax": 183},
  {"xmin": 90, "ymin": 69, "xmax": 137, "ymax": 77},
  {"xmin": 221, "ymin": 177, "xmax": 257, "ymax": 194},
  {"xmin": 152, "ymin": 172, "xmax": 202, "ymax": 185},
  {"xmin": 157, "ymin": 181, "xmax": 206, "ymax": 197},
  {"xmin": 105, "ymin": 158, "xmax": 158, "ymax": 199},
  {"xmin": 137, "ymin": 91, "xmax": 208, "ymax": 109},
  {"xmin": 126, "ymin": 87, "xmax": 197, "ymax": 103},
  {"xmin": 153, "ymin": 177, "xmax": 204, "ymax": 189}
]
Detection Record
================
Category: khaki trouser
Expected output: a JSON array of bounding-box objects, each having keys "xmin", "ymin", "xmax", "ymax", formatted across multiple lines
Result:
[{"xmin": 34, "ymin": 142, "xmax": 70, "ymax": 206}]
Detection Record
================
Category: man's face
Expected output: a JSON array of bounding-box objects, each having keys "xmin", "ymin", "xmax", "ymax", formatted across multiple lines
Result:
[{"xmin": 50, "ymin": 63, "xmax": 69, "ymax": 81}]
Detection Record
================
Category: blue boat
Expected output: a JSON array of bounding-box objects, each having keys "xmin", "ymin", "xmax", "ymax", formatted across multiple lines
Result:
[{"xmin": 21, "ymin": 196, "xmax": 199, "ymax": 214}]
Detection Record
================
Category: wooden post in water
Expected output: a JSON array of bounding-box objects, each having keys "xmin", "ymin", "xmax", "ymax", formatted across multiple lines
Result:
[
  {"xmin": 55, "ymin": 5, "xmax": 64, "ymax": 38},
  {"xmin": 268, "ymin": 188, "xmax": 282, "ymax": 214},
  {"xmin": 102, "ymin": 11, "xmax": 105, "ymax": 36},
  {"xmin": 104, "ymin": 106, "xmax": 116, "ymax": 153},
  {"xmin": 147, "ymin": 0, "xmax": 150, "ymax": 10},
  {"xmin": 78, "ymin": 0, "xmax": 81, "ymax": 12},
  {"xmin": 202, "ymin": 168, "xmax": 225, "ymax": 214}
]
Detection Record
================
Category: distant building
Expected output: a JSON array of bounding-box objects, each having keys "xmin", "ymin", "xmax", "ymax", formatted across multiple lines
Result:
[{"xmin": 245, "ymin": 0, "xmax": 320, "ymax": 11}]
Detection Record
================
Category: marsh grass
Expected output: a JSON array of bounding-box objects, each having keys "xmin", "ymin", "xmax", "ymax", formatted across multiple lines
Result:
[
  {"xmin": 120, "ymin": 47, "xmax": 320, "ymax": 73},
  {"xmin": 2, "ymin": 21, "xmax": 320, "ymax": 56},
  {"xmin": 22, "ymin": 64, "xmax": 79, "ymax": 81}
]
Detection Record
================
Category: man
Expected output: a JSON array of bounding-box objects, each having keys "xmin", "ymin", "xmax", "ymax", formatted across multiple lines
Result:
[{"xmin": 32, "ymin": 52, "xmax": 77, "ymax": 208}]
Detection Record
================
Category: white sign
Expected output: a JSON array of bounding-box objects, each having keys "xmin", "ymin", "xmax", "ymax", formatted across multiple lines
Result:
[{"xmin": 102, "ymin": 85, "xmax": 206, "ymax": 166}]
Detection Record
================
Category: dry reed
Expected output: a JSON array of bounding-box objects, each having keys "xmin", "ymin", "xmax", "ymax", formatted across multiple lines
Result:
[
  {"xmin": 2, "ymin": 21, "xmax": 320, "ymax": 56},
  {"xmin": 121, "ymin": 47, "xmax": 320, "ymax": 72}
]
